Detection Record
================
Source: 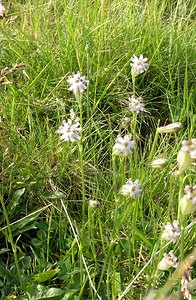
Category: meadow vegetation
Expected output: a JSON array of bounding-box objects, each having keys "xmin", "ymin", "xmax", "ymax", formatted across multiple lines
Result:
[{"xmin": 0, "ymin": 0, "xmax": 195, "ymax": 299}]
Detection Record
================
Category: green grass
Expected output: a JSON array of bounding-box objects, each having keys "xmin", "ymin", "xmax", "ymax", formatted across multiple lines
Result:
[{"xmin": 0, "ymin": 0, "xmax": 195, "ymax": 299}]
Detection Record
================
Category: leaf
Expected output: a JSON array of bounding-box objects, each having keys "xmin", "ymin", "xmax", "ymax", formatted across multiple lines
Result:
[
  {"xmin": 7, "ymin": 188, "xmax": 25, "ymax": 216},
  {"xmin": 11, "ymin": 210, "xmax": 43, "ymax": 235},
  {"xmin": 37, "ymin": 287, "xmax": 65, "ymax": 300},
  {"xmin": 0, "ymin": 264, "xmax": 18, "ymax": 282},
  {"xmin": 42, "ymin": 191, "xmax": 65, "ymax": 199},
  {"xmin": 34, "ymin": 268, "xmax": 61, "ymax": 283},
  {"xmin": 0, "ymin": 248, "xmax": 10, "ymax": 255},
  {"xmin": 28, "ymin": 285, "xmax": 65, "ymax": 300},
  {"xmin": 134, "ymin": 227, "xmax": 153, "ymax": 249}
]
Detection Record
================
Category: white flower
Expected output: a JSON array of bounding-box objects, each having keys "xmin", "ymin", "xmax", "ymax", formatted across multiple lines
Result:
[
  {"xmin": 177, "ymin": 138, "xmax": 196, "ymax": 172},
  {"xmin": 113, "ymin": 134, "xmax": 135, "ymax": 156},
  {"xmin": 130, "ymin": 54, "xmax": 148, "ymax": 77},
  {"xmin": 180, "ymin": 185, "xmax": 196, "ymax": 215},
  {"xmin": 157, "ymin": 122, "xmax": 182, "ymax": 134},
  {"xmin": 181, "ymin": 138, "xmax": 196, "ymax": 159},
  {"xmin": 128, "ymin": 95, "xmax": 145, "ymax": 113},
  {"xmin": 56, "ymin": 110, "xmax": 81, "ymax": 142},
  {"xmin": 0, "ymin": 2, "xmax": 5, "ymax": 17},
  {"xmin": 161, "ymin": 220, "xmax": 180, "ymax": 243},
  {"xmin": 148, "ymin": 158, "xmax": 167, "ymax": 169},
  {"xmin": 158, "ymin": 251, "xmax": 178, "ymax": 271},
  {"xmin": 67, "ymin": 71, "xmax": 89, "ymax": 101},
  {"xmin": 120, "ymin": 178, "xmax": 142, "ymax": 198}
]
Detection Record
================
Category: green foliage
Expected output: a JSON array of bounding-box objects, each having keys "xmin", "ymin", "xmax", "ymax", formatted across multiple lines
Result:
[{"xmin": 0, "ymin": 0, "xmax": 195, "ymax": 299}]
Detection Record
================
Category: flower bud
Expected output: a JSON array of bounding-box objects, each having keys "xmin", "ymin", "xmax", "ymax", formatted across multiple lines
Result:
[
  {"xmin": 148, "ymin": 158, "xmax": 167, "ymax": 169},
  {"xmin": 177, "ymin": 150, "xmax": 192, "ymax": 173},
  {"xmin": 180, "ymin": 185, "xmax": 196, "ymax": 215},
  {"xmin": 89, "ymin": 200, "xmax": 100, "ymax": 208},
  {"xmin": 157, "ymin": 122, "xmax": 182, "ymax": 134},
  {"xmin": 180, "ymin": 197, "xmax": 194, "ymax": 215}
]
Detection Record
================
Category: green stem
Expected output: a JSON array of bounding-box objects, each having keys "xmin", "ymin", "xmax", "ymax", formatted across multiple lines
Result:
[
  {"xmin": 132, "ymin": 112, "xmax": 137, "ymax": 143},
  {"xmin": 131, "ymin": 198, "xmax": 139, "ymax": 258},
  {"xmin": 178, "ymin": 172, "xmax": 185, "ymax": 262},
  {"xmin": 148, "ymin": 125, "xmax": 160, "ymax": 162},
  {"xmin": 78, "ymin": 101, "xmax": 85, "ymax": 228},
  {"xmin": 132, "ymin": 74, "xmax": 136, "ymax": 95},
  {"xmin": 177, "ymin": 173, "xmax": 184, "ymax": 220},
  {"xmin": 112, "ymin": 155, "xmax": 117, "ymax": 192},
  {"xmin": 0, "ymin": 193, "xmax": 22, "ymax": 286}
]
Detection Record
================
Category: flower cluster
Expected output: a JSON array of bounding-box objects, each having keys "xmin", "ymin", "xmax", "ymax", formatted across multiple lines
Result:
[
  {"xmin": 56, "ymin": 109, "xmax": 81, "ymax": 142},
  {"xmin": 120, "ymin": 178, "xmax": 142, "ymax": 198},
  {"xmin": 56, "ymin": 71, "xmax": 89, "ymax": 143},
  {"xmin": 181, "ymin": 139, "xmax": 196, "ymax": 159},
  {"xmin": 180, "ymin": 185, "xmax": 196, "ymax": 215},
  {"xmin": 67, "ymin": 71, "xmax": 89, "ymax": 102},
  {"xmin": 161, "ymin": 220, "xmax": 180, "ymax": 243},
  {"xmin": 128, "ymin": 95, "xmax": 145, "ymax": 114},
  {"xmin": 130, "ymin": 54, "xmax": 148, "ymax": 77},
  {"xmin": 158, "ymin": 251, "xmax": 178, "ymax": 271},
  {"xmin": 113, "ymin": 134, "xmax": 135, "ymax": 156}
]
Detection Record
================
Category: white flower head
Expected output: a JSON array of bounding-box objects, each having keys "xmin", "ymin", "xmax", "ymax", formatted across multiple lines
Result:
[
  {"xmin": 113, "ymin": 134, "xmax": 135, "ymax": 156},
  {"xmin": 158, "ymin": 251, "xmax": 178, "ymax": 271},
  {"xmin": 181, "ymin": 138, "xmax": 196, "ymax": 159},
  {"xmin": 128, "ymin": 95, "xmax": 145, "ymax": 114},
  {"xmin": 161, "ymin": 220, "xmax": 180, "ymax": 243},
  {"xmin": 148, "ymin": 158, "xmax": 167, "ymax": 169},
  {"xmin": 180, "ymin": 185, "xmax": 196, "ymax": 215},
  {"xmin": 56, "ymin": 110, "xmax": 81, "ymax": 142},
  {"xmin": 120, "ymin": 178, "xmax": 142, "ymax": 198},
  {"xmin": 130, "ymin": 54, "xmax": 148, "ymax": 77},
  {"xmin": 0, "ymin": 2, "xmax": 5, "ymax": 17},
  {"xmin": 67, "ymin": 71, "xmax": 89, "ymax": 101},
  {"xmin": 157, "ymin": 122, "xmax": 182, "ymax": 134}
]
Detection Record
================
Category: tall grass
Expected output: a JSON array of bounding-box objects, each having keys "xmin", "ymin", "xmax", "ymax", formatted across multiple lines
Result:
[{"xmin": 0, "ymin": 0, "xmax": 195, "ymax": 299}]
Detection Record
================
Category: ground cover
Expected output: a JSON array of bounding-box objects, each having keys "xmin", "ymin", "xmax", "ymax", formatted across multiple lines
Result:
[{"xmin": 0, "ymin": 0, "xmax": 195, "ymax": 299}]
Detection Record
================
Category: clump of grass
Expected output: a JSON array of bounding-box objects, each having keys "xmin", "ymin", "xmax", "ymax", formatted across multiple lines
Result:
[{"xmin": 0, "ymin": 0, "xmax": 195, "ymax": 299}]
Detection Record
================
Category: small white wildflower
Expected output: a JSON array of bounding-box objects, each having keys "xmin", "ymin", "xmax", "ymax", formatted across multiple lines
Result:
[
  {"xmin": 56, "ymin": 110, "xmax": 81, "ymax": 142},
  {"xmin": 0, "ymin": 2, "xmax": 5, "ymax": 17},
  {"xmin": 120, "ymin": 178, "xmax": 142, "ymax": 198},
  {"xmin": 157, "ymin": 122, "xmax": 182, "ymax": 134},
  {"xmin": 130, "ymin": 54, "xmax": 148, "ymax": 77},
  {"xmin": 177, "ymin": 138, "xmax": 196, "ymax": 172},
  {"xmin": 67, "ymin": 71, "xmax": 89, "ymax": 102},
  {"xmin": 180, "ymin": 185, "xmax": 196, "ymax": 215},
  {"xmin": 158, "ymin": 251, "xmax": 178, "ymax": 271},
  {"xmin": 128, "ymin": 95, "xmax": 145, "ymax": 113},
  {"xmin": 161, "ymin": 220, "xmax": 180, "ymax": 243},
  {"xmin": 113, "ymin": 134, "xmax": 135, "ymax": 156},
  {"xmin": 181, "ymin": 138, "xmax": 196, "ymax": 159},
  {"xmin": 148, "ymin": 158, "xmax": 167, "ymax": 169}
]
